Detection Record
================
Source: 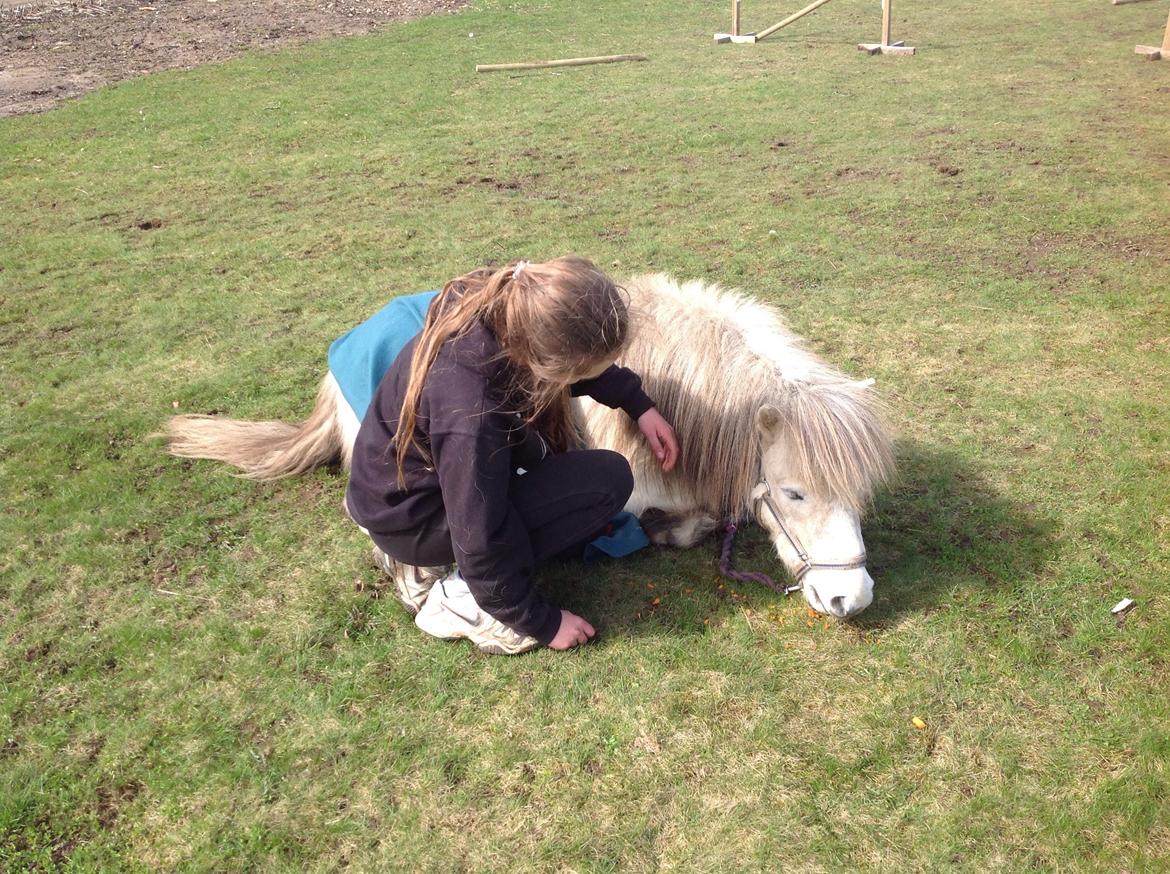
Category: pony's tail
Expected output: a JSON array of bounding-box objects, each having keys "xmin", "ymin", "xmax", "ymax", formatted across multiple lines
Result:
[{"xmin": 164, "ymin": 375, "xmax": 346, "ymax": 481}]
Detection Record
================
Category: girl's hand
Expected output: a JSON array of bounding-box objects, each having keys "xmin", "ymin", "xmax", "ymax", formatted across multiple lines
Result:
[
  {"xmin": 548, "ymin": 610, "xmax": 596, "ymax": 650},
  {"xmin": 637, "ymin": 407, "xmax": 679, "ymax": 472}
]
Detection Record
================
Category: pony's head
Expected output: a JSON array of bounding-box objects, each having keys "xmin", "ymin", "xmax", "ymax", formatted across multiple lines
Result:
[
  {"xmin": 753, "ymin": 377, "xmax": 893, "ymax": 618},
  {"xmin": 581, "ymin": 273, "xmax": 896, "ymax": 618}
]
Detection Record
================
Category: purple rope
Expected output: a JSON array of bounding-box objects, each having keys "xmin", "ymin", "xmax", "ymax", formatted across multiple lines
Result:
[{"xmin": 718, "ymin": 522, "xmax": 793, "ymax": 597}]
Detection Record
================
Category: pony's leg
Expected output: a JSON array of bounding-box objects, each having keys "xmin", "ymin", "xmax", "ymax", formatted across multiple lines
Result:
[
  {"xmin": 329, "ymin": 372, "xmax": 361, "ymax": 471},
  {"xmin": 332, "ymin": 375, "xmax": 362, "ymax": 526},
  {"xmin": 578, "ymin": 401, "xmax": 718, "ymax": 549},
  {"xmin": 622, "ymin": 475, "xmax": 718, "ymax": 548},
  {"xmin": 639, "ymin": 507, "xmax": 719, "ymax": 548}
]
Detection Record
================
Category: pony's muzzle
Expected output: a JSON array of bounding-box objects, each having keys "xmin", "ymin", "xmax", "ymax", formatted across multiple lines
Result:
[{"xmin": 805, "ymin": 568, "xmax": 874, "ymax": 619}]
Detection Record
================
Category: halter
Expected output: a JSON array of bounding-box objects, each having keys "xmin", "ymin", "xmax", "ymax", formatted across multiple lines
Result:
[
  {"xmin": 748, "ymin": 479, "xmax": 870, "ymax": 580},
  {"xmin": 718, "ymin": 475, "xmax": 870, "ymax": 597}
]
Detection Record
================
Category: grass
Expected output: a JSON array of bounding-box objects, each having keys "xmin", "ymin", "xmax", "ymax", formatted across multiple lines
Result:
[{"xmin": 2, "ymin": 0, "xmax": 1169, "ymax": 869}]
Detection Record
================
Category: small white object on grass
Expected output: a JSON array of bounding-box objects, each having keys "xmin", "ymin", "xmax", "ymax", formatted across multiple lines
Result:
[
  {"xmin": 1111, "ymin": 597, "xmax": 1136, "ymax": 615},
  {"xmin": 714, "ymin": 32, "xmax": 758, "ymax": 44}
]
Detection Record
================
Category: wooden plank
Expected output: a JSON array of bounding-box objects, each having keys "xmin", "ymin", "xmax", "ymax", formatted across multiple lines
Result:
[
  {"xmin": 732, "ymin": 0, "xmax": 741, "ymax": 36},
  {"xmin": 882, "ymin": 0, "xmax": 892, "ymax": 47},
  {"xmin": 476, "ymin": 55, "xmax": 649, "ymax": 73},
  {"xmin": 754, "ymin": 0, "xmax": 838, "ymax": 42}
]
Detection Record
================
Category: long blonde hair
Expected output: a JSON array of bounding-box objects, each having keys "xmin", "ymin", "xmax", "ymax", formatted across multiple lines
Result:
[{"xmin": 393, "ymin": 256, "xmax": 630, "ymax": 484}]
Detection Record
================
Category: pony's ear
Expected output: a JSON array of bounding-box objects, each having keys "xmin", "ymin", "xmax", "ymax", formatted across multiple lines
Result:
[{"xmin": 756, "ymin": 404, "xmax": 782, "ymax": 439}]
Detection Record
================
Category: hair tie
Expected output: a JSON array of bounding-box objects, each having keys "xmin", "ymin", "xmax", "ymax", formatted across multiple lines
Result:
[{"xmin": 513, "ymin": 260, "xmax": 529, "ymax": 278}]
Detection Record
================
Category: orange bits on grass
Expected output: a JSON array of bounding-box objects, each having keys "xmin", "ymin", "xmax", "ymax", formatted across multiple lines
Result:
[{"xmin": 912, "ymin": 717, "xmax": 927, "ymax": 730}]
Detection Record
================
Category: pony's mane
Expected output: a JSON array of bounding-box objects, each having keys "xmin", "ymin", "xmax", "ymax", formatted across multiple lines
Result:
[{"xmin": 598, "ymin": 274, "xmax": 893, "ymax": 517}]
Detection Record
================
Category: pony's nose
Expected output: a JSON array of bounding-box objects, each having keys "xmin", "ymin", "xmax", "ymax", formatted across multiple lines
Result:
[{"xmin": 826, "ymin": 571, "xmax": 874, "ymax": 618}]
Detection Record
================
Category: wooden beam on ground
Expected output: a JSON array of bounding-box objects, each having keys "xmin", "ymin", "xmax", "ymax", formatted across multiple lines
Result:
[
  {"xmin": 1134, "ymin": 6, "xmax": 1170, "ymax": 59},
  {"xmin": 754, "ymin": 0, "xmax": 838, "ymax": 43},
  {"xmin": 1113, "ymin": 0, "xmax": 1155, "ymax": 5},
  {"xmin": 475, "ymin": 54, "xmax": 648, "ymax": 73}
]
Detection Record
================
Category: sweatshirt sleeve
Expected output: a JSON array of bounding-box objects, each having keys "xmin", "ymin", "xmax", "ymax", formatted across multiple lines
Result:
[
  {"xmin": 430, "ymin": 418, "xmax": 562, "ymax": 645},
  {"xmin": 570, "ymin": 364, "xmax": 655, "ymax": 421}
]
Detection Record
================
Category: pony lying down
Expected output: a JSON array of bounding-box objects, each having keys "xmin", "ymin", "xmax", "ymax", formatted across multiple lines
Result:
[{"xmin": 166, "ymin": 274, "xmax": 894, "ymax": 619}]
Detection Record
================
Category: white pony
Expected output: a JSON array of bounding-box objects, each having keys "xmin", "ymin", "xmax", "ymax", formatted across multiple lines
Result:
[{"xmin": 167, "ymin": 274, "xmax": 894, "ymax": 618}]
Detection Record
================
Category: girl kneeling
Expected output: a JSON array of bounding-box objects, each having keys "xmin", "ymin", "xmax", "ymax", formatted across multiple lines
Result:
[{"xmin": 345, "ymin": 256, "xmax": 678, "ymax": 654}]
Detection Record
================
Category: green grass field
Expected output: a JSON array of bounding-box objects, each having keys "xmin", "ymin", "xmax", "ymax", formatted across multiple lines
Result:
[{"xmin": 2, "ymin": 0, "xmax": 1169, "ymax": 869}]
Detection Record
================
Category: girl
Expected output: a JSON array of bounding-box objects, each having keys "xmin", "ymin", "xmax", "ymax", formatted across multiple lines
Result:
[{"xmin": 344, "ymin": 256, "xmax": 679, "ymax": 655}]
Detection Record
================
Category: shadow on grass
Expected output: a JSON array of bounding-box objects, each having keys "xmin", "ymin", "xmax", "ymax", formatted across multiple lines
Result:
[
  {"xmin": 155, "ymin": 434, "xmax": 1056, "ymax": 642},
  {"xmin": 855, "ymin": 439, "xmax": 1059, "ymax": 628},
  {"xmin": 542, "ymin": 438, "xmax": 1059, "ymax": 638}
]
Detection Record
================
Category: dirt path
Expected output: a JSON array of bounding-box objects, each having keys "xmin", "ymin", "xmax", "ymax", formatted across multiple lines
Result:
[{"xmin": 0, "ymin": 0, "xmax": 466, "ymax": 118}]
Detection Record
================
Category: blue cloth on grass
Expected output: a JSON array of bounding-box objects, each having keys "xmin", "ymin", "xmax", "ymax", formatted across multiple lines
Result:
[
  {"xmin": 583, "ymin": 512, "xmax": 650, "ymax": 562},
  {"xmin": 327, "ymin": 289, "xmax": 439, "ymax": 421}
]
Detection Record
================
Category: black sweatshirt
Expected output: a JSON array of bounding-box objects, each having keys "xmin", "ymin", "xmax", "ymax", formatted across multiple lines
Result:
[{"xmin": 346, "ymin": 319, "xmax": 654, "ymax": 644}]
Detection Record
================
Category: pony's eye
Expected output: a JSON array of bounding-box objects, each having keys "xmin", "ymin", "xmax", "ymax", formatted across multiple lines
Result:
[{"xmin": 782, "ymin": 488, "xmax": 805, "ymax": 502}]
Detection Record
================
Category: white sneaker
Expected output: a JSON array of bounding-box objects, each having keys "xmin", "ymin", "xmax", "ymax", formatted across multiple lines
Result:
[
  {"xmin": 414, "ymin": 572, "xmax": 541, "ymax": 656},
  {"xmin": 371, "ymin": 547, "xmax": 444, "ymax": 615}
]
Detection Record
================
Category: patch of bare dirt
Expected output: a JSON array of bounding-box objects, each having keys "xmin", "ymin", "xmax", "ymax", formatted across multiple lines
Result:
[{"xmin": 0, "ymin": 0, "xmax": 466, "ymax": 118}]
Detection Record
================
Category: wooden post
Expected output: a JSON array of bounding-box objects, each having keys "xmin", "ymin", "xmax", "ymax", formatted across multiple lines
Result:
[
  {"xmin": 754, "ymin": 0, "xmax": 838, "ymax": 42},
  {"xmin": 1135, "ymin": 7, "xmax": 1170, "ymax": 59},
  {"xmin": 715, "ymin": 0, "xmax": 755, "ymax": 43},
  {"xmin": 858, "ymin": 0, "xmax": 915, "ymax": 55},
  {"xmin": 475, "ymin": 54, "xmax": 649, "ymax": 73}
]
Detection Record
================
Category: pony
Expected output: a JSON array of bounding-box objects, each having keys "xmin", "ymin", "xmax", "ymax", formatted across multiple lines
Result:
[{"xmin": 166, "ymin": 274, "xmax": 894, "ymax": 618}]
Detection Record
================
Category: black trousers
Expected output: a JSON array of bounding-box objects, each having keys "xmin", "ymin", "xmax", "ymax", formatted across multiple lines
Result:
[{"xmin": 369, "ymin": 449, "xmax": 634, "ymax": 568}]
